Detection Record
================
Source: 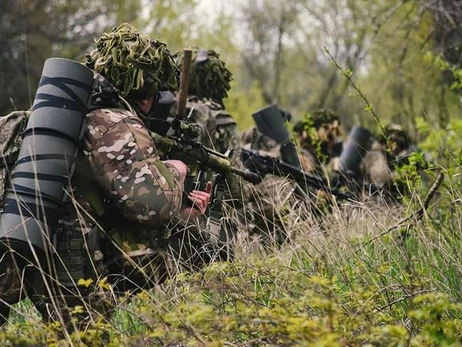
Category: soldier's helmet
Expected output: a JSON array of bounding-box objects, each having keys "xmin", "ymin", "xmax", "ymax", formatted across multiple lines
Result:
[
  {"xmin": 294, "ymin": 109, "xmax": 343, "ymax": 143},
  {"xmin": 380, "ymin": 124, "xmax": 411, "ymax": 151},
  {"xmin": 309, "ymin": 109, "xmax": 341, "ymax": 130},
  {"xmin": 86, "ymin": 23, "xmax": 179, "ymax": 100},
  {"xmin": 174, "ymin": 48, "xmax": 233, "ymax": 104}
]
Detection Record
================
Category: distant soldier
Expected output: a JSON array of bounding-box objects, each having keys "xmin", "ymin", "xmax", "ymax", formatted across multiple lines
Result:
[
  {"xmin": 364, "ymin": 123, "xmax": 427, "ymax": 200},
  {"xmin": 293, "ymin": 109, "xmax": 344, "ymax": 175},
  {"xmin": 240, "ymin": 106, "xmax": 319, "ymax": 245},
  {"xmin": 380, "ymin": 124, "xmax": 419, "ymax": 167},
  {"xmin": 241, "ymin": 108, "xmax": 292, "ymax": 160}
]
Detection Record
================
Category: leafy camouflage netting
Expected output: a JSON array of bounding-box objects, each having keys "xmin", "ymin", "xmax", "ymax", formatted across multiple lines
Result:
[
  {"xmin": 175, "ymin": 48, "xmax": 233, "ymax": 103},
  {"xmin": 294, "ymin": 109, "xmax": 341, "ymax": 133},
  {"xmin": 86, "ymin": 23, "xmax": 179, "ymax": 99}
]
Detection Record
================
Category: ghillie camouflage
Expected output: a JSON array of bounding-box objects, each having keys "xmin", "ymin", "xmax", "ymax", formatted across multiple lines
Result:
[
  {"xmin": 174, "ymin": 48, "xmax": 233, "ymax": 104},
  {"xmin": 86, "ymin": 23, "xmax": 179, "ymax": 100}
]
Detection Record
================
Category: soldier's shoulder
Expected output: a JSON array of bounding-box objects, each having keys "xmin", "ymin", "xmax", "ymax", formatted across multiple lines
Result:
[
  {"xmin": 87, "ymin": 108, "xmax": 135, "ymax": 125},
  {"xmin": 86, "ymin": 108, "xmax": 137, "ymax": 141},
  {"xmin": 186, "ymin": 98, "xmax": 213, "ymax": 124},
  {"xmin": 205, "ymin": 101, "xmax": 236, "ymax": 126}
]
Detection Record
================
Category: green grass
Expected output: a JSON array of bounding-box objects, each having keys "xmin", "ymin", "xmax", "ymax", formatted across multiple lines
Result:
[{"xmin": 2, "ymin": 166, "xmax": 462, "ymax": 346}]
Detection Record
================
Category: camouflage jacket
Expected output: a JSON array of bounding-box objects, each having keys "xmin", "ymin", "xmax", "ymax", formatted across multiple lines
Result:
[
  {"xmin": 75, "ymin": 107, "xmax": 184, "ymax": 228},
  {"xmin": 65, "ymin": 72, "xmax": 184, "ymax": 231},
  {"xmin": 170, "ymin": 96, "xmax": 247, "ymax": 207}
]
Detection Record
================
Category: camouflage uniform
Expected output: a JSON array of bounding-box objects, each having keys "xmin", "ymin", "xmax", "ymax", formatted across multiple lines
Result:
[
  {"xmin": 241, "ymin": 109, "xmax": 346, "ymax": 244},
  {"xmin": 0, "ymin": 24, "xmax": 190, "ymax": 327},
  {"xmin": 0, "ymin": 82, "xmax": 187, "ymax": 326},
  {"xmin": 241, "ymin": 126, "xmax": 281, "ymax": 158},
  {"xmin": 81, "ymin": 107, "xmax": 184, "ymax": 225},
  {"xmin": 171, "ymin": 48, "xmax": 247, "ymax": 254},
  {"xmin": 364, "ymin": 124, "xmax": 426, "ymax": 200},
  {"xmin": 173, "ymin": 49, "xmax": 243, "ymax": 203},
  {"xmin": 184, "ymin": 96, "xmax": 244, "ymax": 204},
  {"xmin": 293, "ymin": 109, "xmax": 344, "ymax": 176},
  {"xmin": 240, "ymin": 125, "xmax": 301, "ymax": 244}
]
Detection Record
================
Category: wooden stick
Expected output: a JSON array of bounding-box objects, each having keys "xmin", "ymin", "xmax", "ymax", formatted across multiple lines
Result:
[{"xmin": 176, "ymin": 49, "xmax": 192, "ymax": 120}]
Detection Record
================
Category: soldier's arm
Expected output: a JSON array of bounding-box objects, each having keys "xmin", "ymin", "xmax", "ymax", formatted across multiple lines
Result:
[{"xmin": 83, "ymin": 109, "xmax": 185, "ymax": 226}]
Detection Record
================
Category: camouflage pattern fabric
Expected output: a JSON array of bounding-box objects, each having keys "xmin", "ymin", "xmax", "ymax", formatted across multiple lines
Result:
[
  {"xmin": 0, "ymin": 110, "xmax": 30, "ymax": 208},
  {"xmin": 364, "ymin": 134, "xmax": 426, "ymax": 201},
  {"xmin": 206, "ymin": 100, "xmax": 246, "ymax": 204},
  {"xmin": 172, "ymin": 96, "xmax": 247, "ymax": 205},
  {"xmin": 0, "ymin": 252, "xmax": 25, "ymax": 305},
  {"xmin": 0, "ymin": 251, "xmax": 40, "ymax": 326},
  {"xmin": 53, "ymin": 105, "xmax": 192, "ymax": 300},
  {"xmin": 298, "ymin": 148, "xmax": 320, "ymax": 174},
  {"xmin": 240, "ymin": 126, "xmax": 289, "ymax": 243},
  {"xmin": 241, "ymin": 123, "xmax": 331, "ymax": 244},
  {"xmin": 82, "ymin": 107, "xmax": 184, "ymax": 226},
  {"xmin": 241, "ymin": 127, "xmax": 280, "ymax": 158}
]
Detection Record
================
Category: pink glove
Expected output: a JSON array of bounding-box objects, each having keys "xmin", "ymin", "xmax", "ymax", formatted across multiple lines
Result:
[
  {"xmin": 163, "ymin": 159, "xmax": 188, "ymax": 180},
  {"xmin": 180, "ymin": 181, "xmax": 213, "ymax": 219}
]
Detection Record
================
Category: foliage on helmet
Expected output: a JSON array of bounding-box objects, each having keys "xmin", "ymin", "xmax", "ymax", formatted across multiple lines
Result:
[
  {"xmin": 380, "ymin": 123, "xmax": 410, "ymax": 149},
  {"xmin": 86, "ymin": 23, "xmax": 179, "ymax": 99},
  {"xmin": 174, "ymin": 48, "xmax": 233, "ymax": 103},
  {"xmin": 293, "ymin": 116, "xmax": 318, "ymax": 144},
  {"xmin": 293, "ymin": 109, "xmax": 341, "ymax": 136},
  {"xmin": 308, "ymin": 109, "xmax": 340, "ymax": 129}
]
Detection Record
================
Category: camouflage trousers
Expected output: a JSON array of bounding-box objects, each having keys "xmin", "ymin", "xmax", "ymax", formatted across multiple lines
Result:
[
  {"xmin": 106, "ymin": 217, "xmax": 236, "ymax": 294},
  {"xmin": 0, "ymin": 251, "xmax": 27, "ymax": 325},
  {"xmin": 246, "ymin": 175, "xmax": 326, "ymax": 245},
  {"xmin": 0, "ymin": 248, "xmax": 114, "ymax": 331},
  {"xmin": 0, "ymin": 217, "xmax": 237, "ymax": 328}
]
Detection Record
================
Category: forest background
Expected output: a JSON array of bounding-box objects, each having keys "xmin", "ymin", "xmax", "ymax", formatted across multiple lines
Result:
[{"xmin": 2, "ymin": 0, "xmax": 462, "ymax": 143}]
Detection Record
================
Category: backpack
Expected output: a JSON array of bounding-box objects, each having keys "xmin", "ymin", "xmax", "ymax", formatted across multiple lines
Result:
[{"xmin": 0, "ymin": 110, "xmax": 31, "ymax": 208}]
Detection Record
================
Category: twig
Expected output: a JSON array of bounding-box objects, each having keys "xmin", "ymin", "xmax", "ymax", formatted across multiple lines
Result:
[
  {"xmin": 361, "ymin": 170, "xmax": 444, "ymax": 246},
  {"xmin": 375, "ymin": 288, "xmax": 437, "ymax": 312},
  {"xmin": 324, "ymin": 46, "xmax": 386, "ymax": 137}
]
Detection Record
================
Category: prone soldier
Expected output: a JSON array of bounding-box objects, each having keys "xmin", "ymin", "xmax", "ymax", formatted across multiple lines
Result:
[
  {"xmin": 0, "ymin": 23, "xmax": 213, "ymax": 327},
  {"xmin": 293, "ymin": 108, "xmax": 344, "ymax": 175},
  {"xmin": 364, "ymin": 123, "xmax": 428, "ymax": 200},
  {"xmin": 241, "ymin": 105, "xmax": 320, "ymax": 244}
]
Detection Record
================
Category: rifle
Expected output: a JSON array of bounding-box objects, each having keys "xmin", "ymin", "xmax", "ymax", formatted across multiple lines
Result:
[
  {"xmin": 151, "ymin": 120, "xmax": 261, "ymax": 185},
  {"xmin": 241, "ymin": 148, "xmax": 354, "ymax": 201}
]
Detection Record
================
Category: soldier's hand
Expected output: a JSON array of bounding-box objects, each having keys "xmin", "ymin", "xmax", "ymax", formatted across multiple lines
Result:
[
  {"xmin": 164, "ymin": 159, "xmax": 189, "ymax": 180},
  {"xmin": 180, "ymin": 181, "xmax": 213, "ymax": 219}
]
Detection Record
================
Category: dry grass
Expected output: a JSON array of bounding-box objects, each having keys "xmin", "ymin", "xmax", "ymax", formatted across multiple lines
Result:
[{"xmin": 1, "ymin": 167, "xmax": 462, "ymax": 346}]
